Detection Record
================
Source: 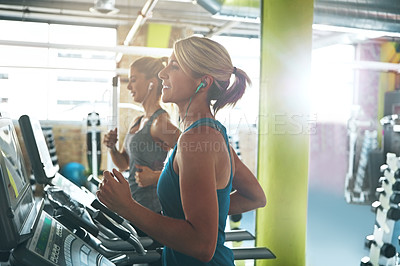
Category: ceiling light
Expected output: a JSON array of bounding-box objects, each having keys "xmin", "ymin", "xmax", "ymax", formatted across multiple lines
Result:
[
  {"xmin": 212, "ymin": 13, "xmax": 260, "ymax": 24},
  {"xmin": 89, "ymin": 0, "xmax": 119, "ymax": 15}
]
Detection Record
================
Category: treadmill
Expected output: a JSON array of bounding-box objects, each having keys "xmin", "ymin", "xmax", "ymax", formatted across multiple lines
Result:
[
  {"xmin": 18, "ymin": 115, "xmax": 141, "ymax": 238},
  {"xmin": 18, "ymin": 115, "xmax": 161, "ymax": 264},
  {"xmin": 0, "ymin": 115, "xmax": 114, "ymax": 266}
]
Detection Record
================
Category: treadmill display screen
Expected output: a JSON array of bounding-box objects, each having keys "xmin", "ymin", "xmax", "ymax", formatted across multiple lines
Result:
[
  {"xmin": 0, "ymin": 117, "xmax": 35, "ymax": 251},
  {"xmin": 19, "ymin": 115, "xmax": 58, "ymax": 184},
  {"xmin": 30, "ymin": 118, "xmax": 58, "ymax": 178},
  {"xmin": 0, "ymin": 120, "xmax": 28, "ymax": 208},
  {"xmin": 35, "ymin": 216, "xmax": 52, "ymax": 256}
]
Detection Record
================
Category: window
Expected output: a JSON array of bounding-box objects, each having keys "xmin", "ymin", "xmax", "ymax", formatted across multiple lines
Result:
[
  {"xmin": 0, "ymin": 20, "xmax": 116, "ymax": 121},
  {"xmin": 310, "ymin": 44, "xmax": 356, "ymax": 123}
]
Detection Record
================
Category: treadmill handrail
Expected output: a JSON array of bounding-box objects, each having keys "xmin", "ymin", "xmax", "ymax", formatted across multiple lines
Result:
[
  {"xmin": 97, "ymin": 235, "xmax": 154, "ymax": 250},
  {"xmin": 92, "ymin": 199, "xmax": 124, "ymax": 224},
  {"xmin": 225, "ymin": 229, "xmax": 255, "ymax": 241},
  {"xmin": 232, "ymin": 247, "xmax": 276, "ymax": 260},
  {"xmin": 54, "ymin": 206, "xmax": 100, "ymax": 237},
  {"xmin": 92, "ymin": 210, "xmax": 146, "ymax": 255}
]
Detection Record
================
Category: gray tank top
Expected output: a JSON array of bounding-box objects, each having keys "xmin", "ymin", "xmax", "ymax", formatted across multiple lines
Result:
[{"xmin": 123, "ymin": 108, "xmax": 168, "ymax": 213}]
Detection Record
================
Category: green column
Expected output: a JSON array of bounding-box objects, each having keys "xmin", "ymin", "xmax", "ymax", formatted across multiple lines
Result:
[
  {"xmin": 146, "ymin": 23, "xmax": 172, "ymax": 48},
  {"xmin": 256, "ymin": 1, "xmax": 313, "ymax": 266}
]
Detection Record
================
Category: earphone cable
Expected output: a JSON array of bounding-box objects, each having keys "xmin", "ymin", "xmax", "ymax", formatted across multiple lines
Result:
[{"xmin": 179, "ymin": 95, "xmax": 193, "ymax": 130}]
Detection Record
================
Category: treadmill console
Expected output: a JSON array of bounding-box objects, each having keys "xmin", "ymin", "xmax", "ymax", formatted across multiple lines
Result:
[
  {"xmin": 0, "ymin": 115, "xmax": 114, "ymax": 265},
  {"xmin": 19, "ymin": 115, "xmax": 58, "ymax": 184},
  {"xmin": 0, "ymin": 117, "xmax": 37, "ymax": 251},
  {"xmin": 11, "ymin": 211, "xmax": 114, "ymax": 266},
  {"xmin": 18, "ymin": 114, "xmax": 96, "ymax": 207}
]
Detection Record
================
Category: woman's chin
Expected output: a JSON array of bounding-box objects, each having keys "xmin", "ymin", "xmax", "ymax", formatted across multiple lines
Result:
[
  {"xmin": 132, "ymin": 96, "xmax": 142, "ymax": 103},
  {"xmin": 161, "ymin": 94, "xmax": 171, "ymax": 103}
]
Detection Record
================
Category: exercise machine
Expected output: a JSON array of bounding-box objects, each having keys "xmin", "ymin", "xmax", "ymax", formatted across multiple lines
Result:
[
  {"xmin": 0, "ymin": 115, "xmax": 114, "ymax": 266},
  {"xmin": 86, "ymin": 112, "xmax": 102, "ymax": 189},
  {"xmin": 18, "ymin": 115, "xmax": 161, "ymax": 263},
  {"xmin": 361, "ymin": 153, "xmax": 400, "ymax": 265},
  {"xmin": 344, "ymin": 106, "xmax": 378, "ymax": 204}
]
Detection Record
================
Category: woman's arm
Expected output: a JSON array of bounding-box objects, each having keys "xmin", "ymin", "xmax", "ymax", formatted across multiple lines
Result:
[
  {"xmin": 133, "ymin": 112, "xmax": 180, "ymax": 187},
  {"xmin": 109, "ymin": 147, "xmax": 130, "ymax": 171},
  {"xmin": 134, "ymin": 165, "xmax": 161, "ymax": 187},
  {"xmin": 97, "ymin": 131, "xmax": 222, "ymax": 262},
  {"xmin": 103, "ymin": 127, "xmax": 129, "ymax": 171},
  {"xmin": 229, "ymin": 148, "xmax": 266, "ymax": 215}
]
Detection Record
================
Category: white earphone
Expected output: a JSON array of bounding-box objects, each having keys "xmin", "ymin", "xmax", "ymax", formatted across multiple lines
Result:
[{"xmin": 148, "ymin": 82, "xmax": 154, "ymax": 90}]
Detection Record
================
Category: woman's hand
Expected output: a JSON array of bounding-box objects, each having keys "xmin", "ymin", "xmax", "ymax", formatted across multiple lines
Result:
[
  {"xmin": 96, "ymin": 168, "xmax": 134, "ymax": 215},
  {"xmin": 103, "ymin": 128, "xmax": 118, "ymax": 149},
  {"xmin": 135, "ymin": 164, "xmax": 161, "ymax": 187},
  {"xmin": 103, "ymin": 128, "xmax": 129, "ymax": 171}
]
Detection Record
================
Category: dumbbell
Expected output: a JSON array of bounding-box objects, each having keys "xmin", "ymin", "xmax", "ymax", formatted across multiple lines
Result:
[
  {"xmin": 364, "ymin": 234, "xmax": 376, "ymax": 249},
  {"xmin": 360, "ymin": 256, "xmax": 373, "ymax": 266},
  {"xmin": 380, "ymin": 243, "xmax": 397, "ymax": 258},
  {"xmin": 375, "ymin": 187, "xmax": 386, "ymax": 199},
  {"xmin": 387, "ymin": 207, "xmax": 400, "ymax": 221},
  {"xmin": 390, "ymin": 192, "xmax": 400, "ymax": 205},
  {"xmin": 381, "ymin": 164, "xmax": 390, "ymax": 176},
  {"xmin": 393, "ymin": 180, "xmax": 400, "ymax": 192},
  {"xmin": 364, "ymin": 235, "xmax": 396, "ymax": 259},
  {"xmin": 371, "ymin": 202, "xmax": 400, "ymax": 222},
  {"xmin": 371, "ymin": 201, "xmax": 382, "ymax": 213},
  {"xmin": 395, "ymin": 169, "xmax": 400, "ymax": 180},
  {"xmin": 379, "ymin": 176, "xmax": 389, "ymax": 184}
]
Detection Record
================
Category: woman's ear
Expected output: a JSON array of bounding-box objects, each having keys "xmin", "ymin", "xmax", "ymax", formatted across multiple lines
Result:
[
  {"xmin": 150, "ymin": 77, "xmax": 161, "ymax": 88},
  {"xmin": 203, "ymin": 75, "xmax": 214, "ymax": 89},
  {"xmin": 149, "ymin": 77, "xmax": 159, "ymax": 89}
]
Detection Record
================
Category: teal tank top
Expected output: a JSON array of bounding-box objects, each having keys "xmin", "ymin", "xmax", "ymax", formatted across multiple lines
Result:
[{"xmin": 157, "ymin": 118, "xmax": 234, "ymax": 265}]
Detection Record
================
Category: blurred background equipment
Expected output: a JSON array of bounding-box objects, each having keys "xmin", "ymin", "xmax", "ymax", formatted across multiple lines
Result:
[
  {"xmin": 86, "ymin": 112, "xmax": 102, "ymax": 179},
  {"xmin": 60, "ymin": 162, "xmax": 87, "ymax": 187}
]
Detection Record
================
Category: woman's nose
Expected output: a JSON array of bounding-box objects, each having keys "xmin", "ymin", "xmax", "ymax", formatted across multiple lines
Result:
[{"xmin": 158, "ymin": 68, "xmax": 167, "ymax": 80}]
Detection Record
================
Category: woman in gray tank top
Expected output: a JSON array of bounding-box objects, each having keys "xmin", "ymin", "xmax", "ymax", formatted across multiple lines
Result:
[{"xmin": 103, "ymin": 56, "xmax": 180, "ymax": 213}]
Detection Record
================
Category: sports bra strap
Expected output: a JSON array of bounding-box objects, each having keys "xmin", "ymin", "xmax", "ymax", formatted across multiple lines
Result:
[
  {"xmin": 130, "ymin": 108, "xmax": 165, "ymax": 131},
  {"xmin": 147, "ymin": 108, "xmax": 166, "ymax": 125},
  {"xmin": 131, "ymin": 115, "xmax": 143, "ymax": 129}
]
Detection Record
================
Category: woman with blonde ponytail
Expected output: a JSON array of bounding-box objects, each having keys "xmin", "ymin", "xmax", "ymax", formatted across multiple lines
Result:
[{"xmin": 98, "ymin": 37, "xmax": 266, "ymax": 265}]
